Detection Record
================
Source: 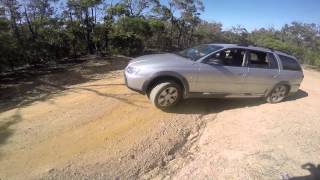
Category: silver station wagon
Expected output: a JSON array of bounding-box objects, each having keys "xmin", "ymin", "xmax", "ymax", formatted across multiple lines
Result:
[{"xmin": 125, "ymin": 44, "xmax": 304, "ymax": 109}]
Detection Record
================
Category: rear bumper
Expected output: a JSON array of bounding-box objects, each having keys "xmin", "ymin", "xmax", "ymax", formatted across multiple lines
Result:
[{"xmin": 289, "ymin": 84, "xmax": 301, "ymax": 94}]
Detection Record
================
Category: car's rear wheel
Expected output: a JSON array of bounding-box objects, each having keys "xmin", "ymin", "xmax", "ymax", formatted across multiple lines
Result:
[
  {"xmin": 266, "ymin": 85, "xmax": 288, "ymax": 103},
  {"xmin": 149, "ymin": 82, "xmax": 182, "ymax": 109}
]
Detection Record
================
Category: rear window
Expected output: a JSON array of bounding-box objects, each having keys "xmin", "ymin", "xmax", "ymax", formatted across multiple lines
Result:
[
  {"xmin": 278, "ymin": 55, "xmax": 302, "ymax": 71},
  {"xmin": 247, "ymin": 51, "xmax": 278, "ymax": 69}
]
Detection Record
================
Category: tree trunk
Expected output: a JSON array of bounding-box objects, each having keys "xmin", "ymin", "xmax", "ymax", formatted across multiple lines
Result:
[
  {"xmin": 24, "ymin": 7, "xmax": 36, "ymax": 41},
  {"xmin": 170, "ymin": 16, "xmax": 175, "ymax": 48},
  {"xmin": 69, "ymin": 12, "xmax": 77, "ymax": 58},
  {"xmin": 85, "ymin": 9, "xmax": 94, "ymax": 54},
  {"xmin": 177, "ymin": 21, "xmax": 185, "ymax": 48},
  {"xmin": 188, "ymin": 26, "xmax": 195, "ymax": 47}
]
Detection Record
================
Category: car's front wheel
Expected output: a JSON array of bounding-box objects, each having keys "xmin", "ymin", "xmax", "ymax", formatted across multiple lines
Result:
[
  {"xmin": 266, "ymin": 85, "xmax": 288, "ymax": 103},
  {"xmin": 149, "ymin": 81, "xmax": 182, "ymax": 109}
]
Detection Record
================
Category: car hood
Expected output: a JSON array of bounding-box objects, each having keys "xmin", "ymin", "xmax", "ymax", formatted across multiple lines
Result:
[{"xmin": 128, "ymin": 53, "xmax": 191, "ymax": 66}]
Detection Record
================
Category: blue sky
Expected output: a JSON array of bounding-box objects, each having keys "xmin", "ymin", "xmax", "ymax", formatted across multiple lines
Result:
[
  {"xmin": 54, "ymin": 0, "xmax": 319, "ymax": 31},
  {"xmin": 200, "ymin": 0, "xmax": 320, "ymax": 31}
]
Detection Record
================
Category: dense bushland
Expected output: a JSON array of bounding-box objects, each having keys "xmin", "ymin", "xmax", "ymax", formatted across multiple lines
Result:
[{"xmin": 1, "ymin": 0, "xmax": 320, "ymax": 72}]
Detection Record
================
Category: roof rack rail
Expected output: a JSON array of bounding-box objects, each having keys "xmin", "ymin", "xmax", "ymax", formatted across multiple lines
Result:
[
  {"xmin": 267, "ymin": 47, "xmax": 274, "ymax": 52},
  {"xmin": 275, "ymin": 49, "xmax": 292, "ymax": 55},
  {"xmin": 237, "ymin": 43, "xmax": 275, "ymax": 52},
  {"xmin": 237, "ymin": 43, "xmax": 252, "ymax": 47}
]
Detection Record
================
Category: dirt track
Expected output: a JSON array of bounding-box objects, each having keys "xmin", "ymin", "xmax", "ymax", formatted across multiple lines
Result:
[{"xmin": 0, "ymin": 59, "xmax": 320, "ymax": 179}]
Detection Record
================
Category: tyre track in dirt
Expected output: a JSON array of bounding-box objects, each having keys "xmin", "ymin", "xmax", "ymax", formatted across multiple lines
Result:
[
  {"xmin": 1, "ymin": 68, "xmax": 319, "ymax": 180},
  {"xmin": 0, "ymin": 70, "xmax": 209, "ymax": 179},
  {"xmin": 153, "ymin": 69, "xmax": 320, "ymax": 180}
]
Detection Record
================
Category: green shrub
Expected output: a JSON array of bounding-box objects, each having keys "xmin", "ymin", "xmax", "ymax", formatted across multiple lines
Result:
[
  {"xmin": 110, "ymin": 33, "xmax": 144, "ymax": 56},
  {"xmin": 114, "ymin": 17, "xmax": 152, "ymax": 39}
]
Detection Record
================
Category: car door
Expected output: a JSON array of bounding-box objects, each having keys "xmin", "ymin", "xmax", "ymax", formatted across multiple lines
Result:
[
  {"xmin": 196, "ymin": 48, "xmax": 249, "ymax": 94},
  {"xmin": 244, "ymin": 50, "xmax": 280, "ymax": 94}
]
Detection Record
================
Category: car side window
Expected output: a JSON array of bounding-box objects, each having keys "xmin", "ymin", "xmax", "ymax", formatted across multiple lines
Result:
[
  {"xmin": 205, "ymin": 48, "xmax": 245, "ymax": 67},
  {"xmin": 268, "ymin": 53, "xmax": 279, "ymax": 69},
  {"xmin": 248, "ymin": 51, "xmax": 277, "ymax": 69},
  {"xmin": 278, "ymin": 55, "xmax": 302, "ymax": 71}
]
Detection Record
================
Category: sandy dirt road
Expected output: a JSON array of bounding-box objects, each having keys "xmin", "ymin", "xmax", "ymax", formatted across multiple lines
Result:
[
  {"xmin": 0, "ymin": 58, "xmax": 207, "ymax": 180},
  {"xmin": 150, "ymin": 69, "xmax": 320, "ymax": 180},
  {"xmin": 0, "ymin": 59, "xmax": 320, "ymax": 179}
]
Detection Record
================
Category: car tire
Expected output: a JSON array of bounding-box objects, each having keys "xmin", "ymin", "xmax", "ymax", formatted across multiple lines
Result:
[
  {"xmin": 149, "ymin": 81, "xmax": 182, "ymax": 109},
  {"xmin": 266, "ymin": 84, "xmax": 289, "ymax": 103}
]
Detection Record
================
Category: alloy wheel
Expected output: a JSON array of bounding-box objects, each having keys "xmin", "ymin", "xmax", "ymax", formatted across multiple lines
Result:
[
  {"xmin": 157, "ymin": 87, "xmax": 178, "ymax": 107},
  {"xmin": 270, "ymin": 85, "xmax": 287, "ymax": 103}
]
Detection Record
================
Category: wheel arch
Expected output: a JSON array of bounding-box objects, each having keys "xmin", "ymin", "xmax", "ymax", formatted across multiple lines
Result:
[
  {"xmin": 143, "ymin": 71, "xmax": 190, "ymax": 98},
  {"xmin": 265, "ymin": 81, "xmax": 291, "ymax": 97}
]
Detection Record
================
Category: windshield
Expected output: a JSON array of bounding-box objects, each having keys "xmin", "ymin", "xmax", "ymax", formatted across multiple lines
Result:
[{"xmin": 177, "ymin": 44, "xmax": 223, "ymax": 61}]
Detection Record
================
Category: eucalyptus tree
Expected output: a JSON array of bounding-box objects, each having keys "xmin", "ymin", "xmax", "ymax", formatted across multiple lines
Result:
[
  {"xmin": 169, "ymin": 0, "xmax": 204, "ymax": 47},
  {"xmin": 1, "ymin": 0, "xmax": 21, "ymax": 42},
  {"xmin": 67, "ymin": 0, "xmax": 103, "ymax": 54}
]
